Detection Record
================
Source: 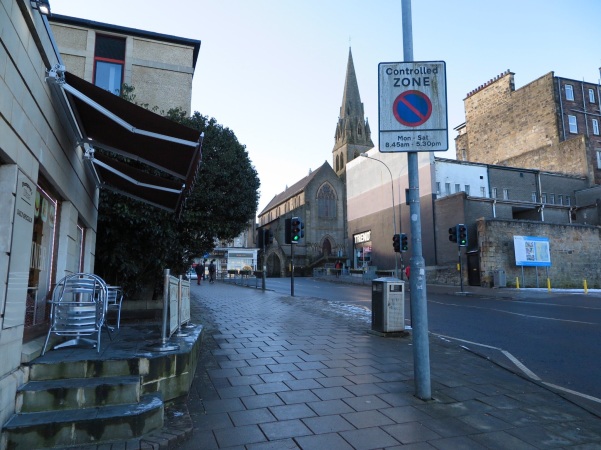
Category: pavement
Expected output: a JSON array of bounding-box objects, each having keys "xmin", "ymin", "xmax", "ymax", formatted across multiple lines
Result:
[{"xmin": 175, "ymin": 280, "xmax": 601, "ymax": 449}]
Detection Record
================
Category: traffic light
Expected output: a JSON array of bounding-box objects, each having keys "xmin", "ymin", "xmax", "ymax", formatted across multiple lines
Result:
[
  {"xmin": 400, "ymin": 233, "xmax": 408, "ymax": 252},
  {"xmin": 458, "ymin": 224, "xmax": 467, "ymax": 247},
  {"xmin": 448, "ymin": 226, "xmax": 457, "ymax": 243},
  {"xmin": 258, "ymin": 229, "xmax": 265, "ymax": 248},
  {"xmin": 284, "ymin": 218, "xmax": 291, "ymax": 244},
  {"xmin": 267, "ymin": 230, "xmax": 274, "ymax": 245},
  {"xmin": 392, "ymin": 234, "xmax": 401, "ymax": 252},
  {"xmin": 291, "ymin": 217, "xmax": 304, "ymax": 243}
]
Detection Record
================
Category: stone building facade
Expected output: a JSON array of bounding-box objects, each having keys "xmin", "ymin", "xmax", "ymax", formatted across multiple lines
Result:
[
  {"xmin": 49, "ymin": 14, "xmax": 200, "ymax": 113},
  {"xmin": 257, "ymin": 162, "xmax": 345, "ymax": 276},
  {"xmin": 455, "ymin": 70, "xmax": 601, "ymax": 185},
  {"xmin": 0, "ymin": 2, "xmax": 201, "ymax": 436}
]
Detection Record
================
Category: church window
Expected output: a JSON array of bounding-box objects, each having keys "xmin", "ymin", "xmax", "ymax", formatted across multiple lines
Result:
[
  {"xmin": 317, "ymin": 183, "xmax": 337, "ymax": 218},
  {"xmin": 336, "ymin": 154, "xmax": 339, "ymax": 172}
]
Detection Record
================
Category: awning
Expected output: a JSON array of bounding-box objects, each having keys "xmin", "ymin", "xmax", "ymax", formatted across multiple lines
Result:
[{"xmin": 46, "ymin": 65, "xmax": 203, "ymax": 213}]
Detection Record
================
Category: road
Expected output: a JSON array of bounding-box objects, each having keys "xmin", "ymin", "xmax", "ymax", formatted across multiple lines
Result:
[{"xmin": 263, "ymin": 277, "xmax": 601, "ymax": 401}]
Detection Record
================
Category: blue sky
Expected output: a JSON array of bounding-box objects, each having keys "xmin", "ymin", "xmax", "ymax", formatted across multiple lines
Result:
[{"xmin": 52, "ymin": 0, "xmax": 601, "ymax": 214}]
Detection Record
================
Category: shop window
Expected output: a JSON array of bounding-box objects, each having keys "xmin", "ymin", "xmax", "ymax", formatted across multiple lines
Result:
[{"xmin": 94, "ymin": 34, "xmax": 125, "ymax": 95}]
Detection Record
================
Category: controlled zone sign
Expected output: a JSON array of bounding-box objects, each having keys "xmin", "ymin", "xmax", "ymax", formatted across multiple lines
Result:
[{"xmin": 378, "ymin": 61, "xmax": 448, "ymax": 152}]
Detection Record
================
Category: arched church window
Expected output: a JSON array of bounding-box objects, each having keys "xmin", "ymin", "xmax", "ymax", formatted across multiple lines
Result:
[
  {"xmin": 317, "ymin": 183, "xmax": 337, "ymax": 218},
  {"xmin": 336, "ymin": 154, "xmax": 339, "ymax": 172}
]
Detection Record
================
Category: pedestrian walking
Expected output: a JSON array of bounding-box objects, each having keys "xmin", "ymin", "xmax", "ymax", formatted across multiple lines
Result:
[
  {"xmin": 194, "ymin": 262, "xmax": 204, "ymax": 285},
  {"xmin": 335, "ymin": 260, "xmax": 342, "ymax": 278},
  {"xmin": 208, "ymin": 259, "xmax": 216, "ymax": 283}
]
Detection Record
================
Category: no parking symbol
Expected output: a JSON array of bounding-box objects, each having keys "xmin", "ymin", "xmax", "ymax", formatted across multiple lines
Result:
[{"xmin": 393, "ymin": 90, "xmax": 432, "ymax": 127}]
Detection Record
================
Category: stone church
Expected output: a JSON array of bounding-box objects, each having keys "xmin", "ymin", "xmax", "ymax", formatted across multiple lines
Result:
[{"xmin": 257, "ymin": 49, "xmax": 373, "ymax": 276}]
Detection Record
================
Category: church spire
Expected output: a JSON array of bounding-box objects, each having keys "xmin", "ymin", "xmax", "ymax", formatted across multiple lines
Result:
[{"xmin": 332, "ymin": 48, "xmax": 374, "ymax": 180}]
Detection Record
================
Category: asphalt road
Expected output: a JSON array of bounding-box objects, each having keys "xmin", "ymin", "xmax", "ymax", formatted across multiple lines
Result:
[{"xmin": 264, "ymin": 277, "xmax": 601, "ymax": 401}]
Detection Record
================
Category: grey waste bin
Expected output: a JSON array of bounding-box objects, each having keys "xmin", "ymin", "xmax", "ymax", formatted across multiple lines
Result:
[
  {"xmin": 493, "ymin": 270, "xmax": 506, "ymax": 288},
  {"xmin": 371, "ymin": 277, "xmax": 405, "ymax": 332}
]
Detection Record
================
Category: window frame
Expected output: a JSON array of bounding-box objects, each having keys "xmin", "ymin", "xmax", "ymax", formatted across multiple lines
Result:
[
  {"xmin": 589, "ymin": 88, "xmax": 595, "ymax": 103},
  {"xmin": 568, "ymin": 115, "xmax": 578, "ymax": 133},
  {"xmin": 593, "ymin": 119, "xmax": 599, "ymax": 136},
  {"xmin": 565, "ymin": 84, "xmax": 574, "ymax": 101},
  {"xmin": 93, "ymin": 34, "xmax": 126, "ymax": 95}
]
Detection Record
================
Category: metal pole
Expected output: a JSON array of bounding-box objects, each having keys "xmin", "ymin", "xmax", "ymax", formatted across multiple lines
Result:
[
  {"xmin": 262, "ymin": 237, "xmax": 266, "ymax": 290},
  {"xmin": 403, "ymin": 0, "xmax": 431, "ymax": 400},
  {"xmin": 291, "ymin": 243, "xmax": 295, "ymax": 297}
]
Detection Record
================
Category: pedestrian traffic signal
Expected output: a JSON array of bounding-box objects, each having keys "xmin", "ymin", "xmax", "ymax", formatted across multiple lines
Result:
[
  {"xmin": 267, "ymin": 230, "xmax": 274, "ymax": 245},
  {"xmin": 291, "ymin": 217, "xmax": 304, "ymax": 243},
  {"xmin": 458, "ymin": 224, "xmax": 467, "ymax": 247},
  {"xmin": 400, "ymin": 233, "xmax": 408, "ymax": 252},
  {"xmin": 448, "ymin": 226, "xmax": 457, "ymax": 243},
  {"xmin": 392, "ymin": 234, "xmax": 401, "ymax": 252},
  {"xmin": 284, "ymin": 218, "xmax": 291, "ymax": 244}
]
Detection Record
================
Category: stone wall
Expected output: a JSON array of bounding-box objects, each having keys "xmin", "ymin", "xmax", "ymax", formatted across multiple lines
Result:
[{"xmin": 477, "ymin": 218, "xmax": 601, "ymax": 288}]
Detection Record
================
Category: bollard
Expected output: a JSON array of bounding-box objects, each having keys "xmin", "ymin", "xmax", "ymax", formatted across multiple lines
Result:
[
  {"xmin": 547, "ymin": 278, "xmax": 551, "ymax": 292},
  {"xmin": 584, "ymin": 279, "xmax": 588, "ymax": 295},
  {"xmin": 516, "ymin": 277, "xmax": 520, "ymax": 289}
]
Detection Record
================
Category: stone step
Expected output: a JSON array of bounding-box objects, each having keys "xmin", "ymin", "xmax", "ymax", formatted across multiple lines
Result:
[
  {"xmin": 3, "ymin": 393, "xmax": 163, "ymax": 449},
  {"xmin": 28, "ymin": 356, "xmax": 143, "ymax": 381},
  {"xmin": 16, "ymin": 375, "xmax": 141, "ymax": 413}
]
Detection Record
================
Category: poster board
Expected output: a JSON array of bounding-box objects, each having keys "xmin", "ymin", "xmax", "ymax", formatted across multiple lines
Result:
[{"xmin": 514, "ymin": 236, "xmax": 551, "ymax": 267}]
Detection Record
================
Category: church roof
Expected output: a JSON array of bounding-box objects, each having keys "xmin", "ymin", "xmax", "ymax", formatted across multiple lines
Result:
[{"xmin": 259, "ymin": 161, "xmax": 332, "ymax": 216}]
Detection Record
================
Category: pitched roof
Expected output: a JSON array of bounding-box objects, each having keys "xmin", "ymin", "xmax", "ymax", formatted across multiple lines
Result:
[{"xmin": 259, "ymin": 161, "xmax": 332, "ymax": 216}]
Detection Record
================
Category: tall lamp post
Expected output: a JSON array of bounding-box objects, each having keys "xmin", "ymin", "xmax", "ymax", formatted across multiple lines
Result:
[{"xmin": 360, "ymin": 153, "xmax": 398, "ymax": 277}]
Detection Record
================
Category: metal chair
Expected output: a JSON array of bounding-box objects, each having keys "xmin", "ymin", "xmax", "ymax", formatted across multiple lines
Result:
[
  {"xmin": 106, "ymin": 286, "xmax": 123, "ymax": 330},
  {"xmin": 42, "ymin": 273, "xmax": 108, "ymax": 355}
]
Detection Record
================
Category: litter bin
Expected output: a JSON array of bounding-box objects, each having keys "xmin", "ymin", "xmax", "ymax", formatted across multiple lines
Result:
[
  {"xmin": 493, "ymin": 270, "xmax": 506, "ymax": 288},
  {"xmin": 371, "ymin": 277, "xmax": 405, "ymax": 332}
]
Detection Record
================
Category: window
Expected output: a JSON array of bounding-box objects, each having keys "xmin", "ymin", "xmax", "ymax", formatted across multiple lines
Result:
[
  {"xmin": 565, "ymin": 84, "xmax": 574, "ymax": 101},
  {"xmin": 492, "ymin": 187, "xmax": 497, "ymax": 198},
  {"xmin": 541, "ymin": 193, "xmax": 547, "ymax": 203},
  {"xmin": 597, "ymin": 149, "xmax": 601, "ymax": 169},
  {"xmin": 549, "ymin": 194, "xmax": 555, "ymax": 205},
  {"xmin": 480, "ymin": 187, "xmax": 486, "ymax": 197},
  {"xmin": 445, "ymin": 183, "xmax": 451, "ymax": 195},
  {"xmin": 503, "ymin": 188, "xmax": 509, "ymax": 200},
  {"xmin": 558, "ymin": 195, "xmax": 563, "ymax": 205},
  {"xmin": 593, "ymin": 119, "xmax": 599, "ymax": 136},
  {"xmin": 531, "ymin": 192, "xmax": 537, "ymax": 202},
  {"xmin": 465, "ymin": 185, "xmax": 470, "ymax": 195},
  {"xmin": 566, "ymin": 196, "xmax": 571, "ymax": 206},
  {"xmin": 317, "ymin": 183, "xmax": 337, "ymax": 218},
  {"xmin": 436, "ymin": 182, "xmax": 441, "ymax": 196},
  {"xmin": 94, "ymin": 35, "xmax": 126, "ymax": 95},
  {"xmin": 589, "ymin": 88, "xmax": 596, "ymax": 103},
  {"xmin": 568, "ymin": 115, "xmax": 578, "ymax": 133},
  {"xmin": 455, "ymin": 183, "xmax": 461, "ymax": 193}
]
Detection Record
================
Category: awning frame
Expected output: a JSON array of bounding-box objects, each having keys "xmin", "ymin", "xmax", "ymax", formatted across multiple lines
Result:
[{"xmin": 46, "ymin": 64, "xmax": 203, "ymax": 213}]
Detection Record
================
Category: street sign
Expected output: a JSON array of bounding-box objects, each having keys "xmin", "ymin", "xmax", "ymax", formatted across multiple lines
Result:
[{"xmin": 378, "ymin": 61, "xmax": 448, "ymax": 152}]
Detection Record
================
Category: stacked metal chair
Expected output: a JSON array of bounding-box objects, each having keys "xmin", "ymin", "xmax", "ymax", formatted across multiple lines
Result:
[{"xmin": 42, "ymin": 273, "xmax": 109, "ymax": 355}]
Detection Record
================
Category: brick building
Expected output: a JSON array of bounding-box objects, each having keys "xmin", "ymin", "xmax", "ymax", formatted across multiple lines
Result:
[{"xmin": 455, "ymin": 69, "xmax": 601, "ymax": 185}]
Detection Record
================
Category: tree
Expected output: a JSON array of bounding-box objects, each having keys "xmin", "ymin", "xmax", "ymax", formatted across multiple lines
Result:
[{"xmin": 95, "ymin": 104, "xmax": 259, "ymax": 299}]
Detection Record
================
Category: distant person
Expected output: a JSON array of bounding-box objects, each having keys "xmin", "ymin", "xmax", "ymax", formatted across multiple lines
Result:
[
  {"xmin": 194, "ymin": 262, "xmax": 203, "ymax": 285},
  {"xmin": 335, "ymin": 260, "xmax": 342, "ymax": 278},
  {"xmin": 208, "ymin": 259, "xmax": 216, "ymax": 283}
]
